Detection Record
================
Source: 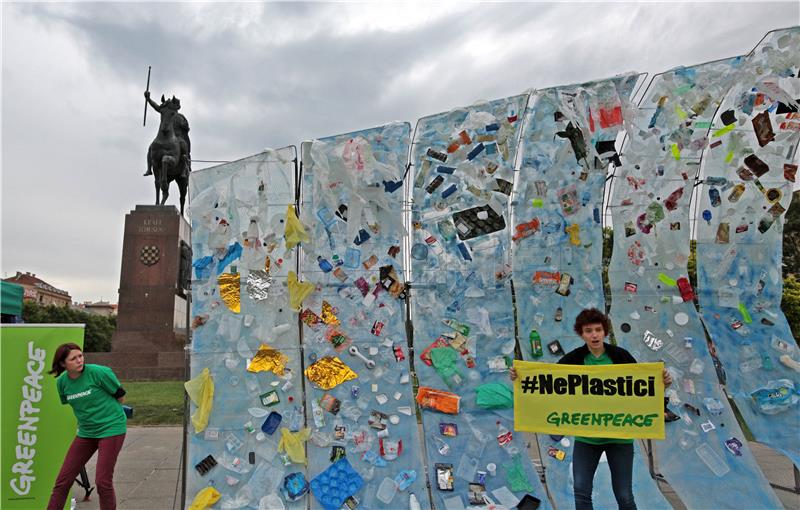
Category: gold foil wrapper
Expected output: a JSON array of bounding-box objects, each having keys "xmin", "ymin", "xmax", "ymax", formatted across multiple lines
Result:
[
  {"xmin": 304, "ymin": 356, "xmax": 357, "ymax": 390},
  {"xmin": 247, "ymin": 344, "xmax": 288, "ymax": 375},
  {"xmin": 218, "ymin": 273, "xmax": 241, "ymax": 313},
  {"xmin": 321, "ymin": 300, "xmax": 340, "ymax": 326}
]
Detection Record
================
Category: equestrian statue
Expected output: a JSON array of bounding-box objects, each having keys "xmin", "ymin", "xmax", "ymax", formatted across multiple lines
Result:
[{"xmin": 144, "ymin": 90, "xmax": 191, "ymax": 214}]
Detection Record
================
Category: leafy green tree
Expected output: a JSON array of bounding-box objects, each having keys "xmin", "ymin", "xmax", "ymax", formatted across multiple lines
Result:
[
  {"xmin": 784, "ymin": 271, "xmax": 800, "ymax": 342},
  {"xmin": 22, "ymin": 302, "xmax": 115, "ymax": 352},
  {"xmin": 784, "ymin": 191, "xmax": 799, "ymax": 276}
]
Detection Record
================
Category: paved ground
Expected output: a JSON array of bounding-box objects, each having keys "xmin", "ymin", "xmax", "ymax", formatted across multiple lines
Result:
[{"xmin": 76, "ymin": 427, "xmax": 798, "ymax": 509}]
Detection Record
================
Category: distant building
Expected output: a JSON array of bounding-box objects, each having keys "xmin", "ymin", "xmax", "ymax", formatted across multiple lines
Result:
[
  {"xmin": 2, "ymin": 272, "xmax": 72, "ymax": 307},
  {"xmin": 76, "ymin": 300, "xmax": 118, "ymax": 317}
]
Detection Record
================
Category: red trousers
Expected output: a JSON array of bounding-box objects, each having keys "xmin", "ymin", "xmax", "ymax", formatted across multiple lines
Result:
[{"xmin": 47, "ymin": 434, "xmax": 125, "ymax": 510}]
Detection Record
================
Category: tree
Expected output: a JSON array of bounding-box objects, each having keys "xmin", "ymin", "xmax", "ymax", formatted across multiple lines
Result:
[
  {"xmin": 22, "ymin": 302, "xmax": 115, "ymax": 352},
  {"xmin": 783, "ymin": 190, "xmax": 799, "ymax": 276},
  {"xmin": 783, "ymin": 274, "xmax": 800, "ymax": 341}
]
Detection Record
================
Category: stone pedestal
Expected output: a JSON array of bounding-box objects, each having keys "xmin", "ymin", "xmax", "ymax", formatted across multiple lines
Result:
[{"xmin": 92, "ymin": 205, "xmax": 189, "ymax": 380}]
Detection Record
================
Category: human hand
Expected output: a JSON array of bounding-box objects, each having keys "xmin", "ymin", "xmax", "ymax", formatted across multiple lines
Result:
[
  {"xmin": 144, "ymin": 91, "xmax": 150, "ymax": 99},
  {"xmin": 663, "ymin": 368, "xmax": 673, "ymax": 387},
  {"xmin": 509, "ymin": 367, "xmax": 518, "ymax": 381}
]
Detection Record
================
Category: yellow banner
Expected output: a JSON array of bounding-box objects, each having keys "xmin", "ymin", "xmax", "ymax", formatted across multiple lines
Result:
[{"xmin": 513, "ymin": 360, "xmax": 664, "ymax": 439}]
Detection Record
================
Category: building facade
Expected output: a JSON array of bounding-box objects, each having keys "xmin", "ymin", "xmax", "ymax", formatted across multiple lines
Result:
[{"xmin": 2, "ymin": 272, "xmax": 72, "ymax": 307}]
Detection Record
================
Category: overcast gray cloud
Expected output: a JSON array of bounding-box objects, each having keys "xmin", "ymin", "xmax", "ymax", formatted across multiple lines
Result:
[{"xmin": 2, "ymin": 2, "xmax": 798, "ymax": 302}]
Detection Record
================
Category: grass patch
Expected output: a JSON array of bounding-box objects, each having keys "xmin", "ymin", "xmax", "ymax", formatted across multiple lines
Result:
[{"xmin": 122, "ymin": 381, "xmax": 185, "ymax": 426}]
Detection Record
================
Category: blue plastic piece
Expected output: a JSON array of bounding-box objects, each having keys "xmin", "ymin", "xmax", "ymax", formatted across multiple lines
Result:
[
  {"xmin": 310, "ymin": 458, "xmax": 364, "ymax": 510},
  {"xmin": 261, "ymin": 411, "xmax": 282, "ymax": 435}
]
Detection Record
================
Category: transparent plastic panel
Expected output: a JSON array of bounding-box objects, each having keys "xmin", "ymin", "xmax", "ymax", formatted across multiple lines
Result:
[
  {"xmin": 187, "ymin": 148, "xmax": 308, "ymax": 510},
  {"xmin": 695, "ymin": 27, "xmax": 800, "ymax": 469},
  {"xmin": 409, "ymin": 95, "xmax": 552, "ymax": 510},
  {"xmin": 513, "ymin": 75, "xmax": 670, "ymax": 510},
  {"xmin": 298, "ymin": 123, "xmax": 431, "ymax": 510},
  {"xmin": 608, "ymin": 53, "xmax": 784, "ymax": 508}
]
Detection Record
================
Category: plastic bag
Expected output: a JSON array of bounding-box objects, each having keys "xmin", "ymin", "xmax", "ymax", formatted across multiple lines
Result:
[
  {"xmin": 278, "ymin": 427, "xmax": 311, "ymax": 464},
  {"xmin": 284, "ymin": 205, "xmax": 310, "ymax": 249},
  {"xmin": 287, "ymin": 271, "xmax": 315, "ymax": 311},
  {"xmin": 475, "ymin": 382, "xmax": 514, "ymax": 409},
  {"xmin": 184, "ymin": 368, "xmax": 214, "ymax": 433},
  {"xmin": 430, "ymin": 347, "xmax": 463, "ymax": 389},
  {"xmin": 188, "ymin": 486, "xmax": 220, "ymax": 510}
]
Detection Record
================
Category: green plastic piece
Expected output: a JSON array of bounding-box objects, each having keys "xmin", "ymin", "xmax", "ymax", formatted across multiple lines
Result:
[
  {"xmin": 712, "ymin": 123, "xmax": 735, "ymax": 137},
  {"xmin": 475, "ymin": 382, "xmax": 514, "ymax": 409},
  {"xmin": 738, "ymin": 302, "xmax": 753, "ymax": 324},
  {"xmin": 658, "ymin": 273, "xmax": 677, "ymax": 287},
  {"xmin": 671, "ymin": 144, "xmax": 681, "ymax": 160},
  {"xmin": 430, "ymin": 347, "xmax": 463, "ymax": 389},
  {"xmin": 646, "ymin": 201, "xmax": 665, "ymax": 224},
  {"xmin": 504, "ymin": 453, "xmax": 535, "ymax": 492}
]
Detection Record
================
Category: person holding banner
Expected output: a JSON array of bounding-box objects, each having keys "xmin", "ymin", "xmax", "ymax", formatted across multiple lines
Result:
[
  {"xmin": 47, "ymin": 343, "xmax": 127, "ymax": 510},
  {"xmin": 511, "ymin": 308, "xmax": 671, "ymax": 510}
]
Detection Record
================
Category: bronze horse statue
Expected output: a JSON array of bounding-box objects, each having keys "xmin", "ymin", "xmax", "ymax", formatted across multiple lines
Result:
[{"xmin": 144, "ymin": 91, "xmax": 191, "ymax": 214}]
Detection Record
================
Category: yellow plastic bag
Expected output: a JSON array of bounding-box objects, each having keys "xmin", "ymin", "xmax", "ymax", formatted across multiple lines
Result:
[
  {"xmin": 188, "ymin": 486, "xmax": 220, "ymax": 510},
  {"xmin": 184, "ymin": 368, "xmax": 214, "ymax": 433},
  {"xmin": 284, "ymin": 205, "xmax": 310, "ymax": 249},
  {"xmin": 288, "ymin": 271, "xmax": 315, "ymax": 311},
  {"xmin": 277, "ymin": 427, "xmax": 311, "ymax": 464}
]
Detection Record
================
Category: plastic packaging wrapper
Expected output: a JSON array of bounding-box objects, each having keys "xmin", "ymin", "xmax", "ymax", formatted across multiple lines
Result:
[
  {"xmin": 304, "ymin": 356, "xmax": 357, "ymax": 390},
  {"xmin": 284, "ymin": 204, "xmax": 310, "ymax": 249},
  {"xmin": 188, "ymin": 486, "xmax": 221, "ymax": 510},
  {"xmin": 416, "ymin": 386, "xmax": 461, "ymax": 414},
  {"xmin": 184, "ymin": 367, "xmax": 215, "ymax": 433},
  {"xmin": 218, "ymin": 272, "xmax": 241, "ymax": 313},
  {"xmin": 287, "ymin": 271, "xmax": 314, "ymax": 311},
  {"xmin": 474, "ymin": 382, "xmax": 513, "ymax": 409},
  {"xmin": 278, "ymin": 427, "xmax": 311, "ymax": 464},
  {"xmin": 246, "ymin": 270, "xmax": 273, "ymax": 301},
  {"xmin": 247, "ymin": 344, "xmax": 289, "ymax": 375},
  {"xmin": 694, "ymin": 27, "xmax": 800, "ymax": 471}
]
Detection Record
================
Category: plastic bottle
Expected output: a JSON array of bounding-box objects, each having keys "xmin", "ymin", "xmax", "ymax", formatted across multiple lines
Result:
[
  {"xmin": 529, "ymin": 330, "xmax": 543, "ymax": 358},
  {"xmin": 496, "ymin": 421, "xmax": 512, "ymax": 447},
  {"xmin": 433, "ymin": 436, "xmax": 450, "ymax": 455},
  {"xmin": 246, "ymin": 218, "xmax": 260, "ymax": 247},
  {"xmin": 409, "ymin": 493, "xmax": 422, "ymax": 510},
  {"xmin": 442, "ymin": 318, "xmax": 470, "ymax": 336},
  {"xmin": 317, "ymin": 256, "xmax": 333, "ymax": 273}
]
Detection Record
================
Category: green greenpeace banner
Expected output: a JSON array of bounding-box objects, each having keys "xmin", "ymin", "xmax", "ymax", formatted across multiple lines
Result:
[{"xmin": 1, "ymin": 324, "xmax": 84, "ymax": 510}]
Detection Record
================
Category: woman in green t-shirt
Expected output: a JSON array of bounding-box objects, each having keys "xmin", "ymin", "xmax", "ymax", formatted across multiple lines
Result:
[
  {"xmin": 512, "ymin": 308, "xmax": 671, "ymax": 510},
  {"xmin": 47, "ymin": 343, "xmax": 127, "ymax": 510}
]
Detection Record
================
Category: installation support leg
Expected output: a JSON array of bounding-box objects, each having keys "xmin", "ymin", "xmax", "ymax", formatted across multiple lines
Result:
[{"xmin": 770, "ymin": 464, "xmax": 800, "ymax": 494}]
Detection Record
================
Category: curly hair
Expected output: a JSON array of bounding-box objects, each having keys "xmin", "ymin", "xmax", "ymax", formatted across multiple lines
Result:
[{"xmin": 573, "ymin": 308, "xmax": 610, "ymax": 337}]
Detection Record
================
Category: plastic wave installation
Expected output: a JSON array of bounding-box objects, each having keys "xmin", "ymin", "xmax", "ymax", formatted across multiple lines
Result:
[{"xmin": 184, "ymin": 27, "xmax": 797, "ymax": 510}]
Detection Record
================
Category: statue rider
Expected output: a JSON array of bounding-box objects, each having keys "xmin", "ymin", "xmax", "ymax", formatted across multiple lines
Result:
[{"xmin": 143, "ymin": 91, "xmax": 191, "ymax": 178}]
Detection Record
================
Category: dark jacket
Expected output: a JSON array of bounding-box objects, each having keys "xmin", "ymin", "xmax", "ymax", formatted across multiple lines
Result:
[{"xmin": 557, "ymin": 342, "xmax": 637, "ymax": 365}]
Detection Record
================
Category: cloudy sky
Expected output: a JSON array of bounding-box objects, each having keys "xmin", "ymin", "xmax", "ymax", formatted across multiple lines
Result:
[{"xmin": 2, "ymin": 2, "xmax": 798, "ymax": 303}]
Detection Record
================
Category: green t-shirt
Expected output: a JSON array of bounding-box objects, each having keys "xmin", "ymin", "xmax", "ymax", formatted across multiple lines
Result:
[
  {"xmin": 575, "ymin": 351, "xmax": 634, "ymax": 445},
  {"xmin": 57, "ymin": 364, "xmax": 127, "ymax": 438}
]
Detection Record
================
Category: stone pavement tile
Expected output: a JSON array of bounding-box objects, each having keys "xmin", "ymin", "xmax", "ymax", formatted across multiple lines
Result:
[
  {"xmin": 750, "ymin": 442, "xmax": 800, "ymax": 510},
  {"xmin": 119, "ymin": 496, "xmax": 180, "ymax": 510}
]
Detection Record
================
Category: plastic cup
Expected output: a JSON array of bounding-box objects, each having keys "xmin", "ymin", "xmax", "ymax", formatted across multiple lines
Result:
[{"xmin": 486, "ymin": 462, "xmax": 497, "ymax": 476}]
